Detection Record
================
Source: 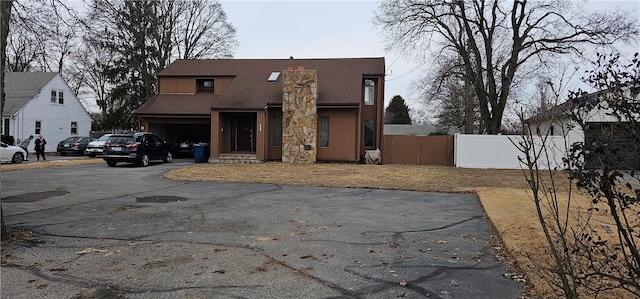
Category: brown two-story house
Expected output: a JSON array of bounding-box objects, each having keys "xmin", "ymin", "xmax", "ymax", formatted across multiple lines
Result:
[{"xmin": 135, "ymin": 58, "xmax": 385, "ymax": 163}]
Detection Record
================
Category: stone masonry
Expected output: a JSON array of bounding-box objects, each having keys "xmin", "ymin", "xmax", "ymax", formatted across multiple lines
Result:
[{"xmin": 281, "ymin": 68, "xmax": 317, "ymax": 163}]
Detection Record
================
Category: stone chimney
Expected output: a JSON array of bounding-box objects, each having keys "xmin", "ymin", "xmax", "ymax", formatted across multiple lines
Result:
[{"xmin": 281, "ymin": 69, "xmax": 317, "ymax": 163}]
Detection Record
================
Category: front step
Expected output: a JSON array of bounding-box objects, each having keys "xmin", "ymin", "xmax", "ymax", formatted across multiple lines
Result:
[{"xmin": 209, "ymin": 153, "xmax": 263, "ymax": 164}]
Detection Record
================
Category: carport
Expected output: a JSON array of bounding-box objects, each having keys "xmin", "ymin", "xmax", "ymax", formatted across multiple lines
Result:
[{"xmin": 137, "ymin": 117, "xmax": 211, "ymax": 156}]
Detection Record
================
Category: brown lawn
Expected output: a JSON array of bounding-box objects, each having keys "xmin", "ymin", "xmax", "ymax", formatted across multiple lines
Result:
[{"xmin": 2, "ymin": 160, "xmax": 633, "ymax": 298}]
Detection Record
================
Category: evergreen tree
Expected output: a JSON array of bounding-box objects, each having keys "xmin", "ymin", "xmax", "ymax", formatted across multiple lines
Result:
[
  {"xmin": 384, "ymin": 95, "xmax": 412, "ymax": 124},
  {"xmin": 87, "ymin": 0, "xmax": 237, "ymax": 130}
]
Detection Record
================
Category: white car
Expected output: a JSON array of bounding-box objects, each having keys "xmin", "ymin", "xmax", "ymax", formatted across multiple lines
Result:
[
  {"xmin": 86, "ymin": 134, "xmax": 112, "ymax": 157},
  {"xmin": 1, "ymin": 142, "xmax": 27, "ymax": 164}
]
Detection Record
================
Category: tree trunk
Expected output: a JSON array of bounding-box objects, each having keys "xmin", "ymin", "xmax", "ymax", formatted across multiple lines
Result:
[
  {"xmin": 1, "ymin": 0, "xmax": 13, "ymax": 241},
  {"xmin": 464, "ymin": 77, "xmax": 474, "ymax": 134}
]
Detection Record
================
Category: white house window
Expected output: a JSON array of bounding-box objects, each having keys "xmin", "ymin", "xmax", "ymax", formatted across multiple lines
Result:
[
  {"xmin": 35, "ymin": 121, "xmax": 42, "ymax": 134},
  {"xmin": 71, "ymin": 122, "xmax": 78, "ymax": 134},
  {"xmin": 51, "ymin": 90, "xmax": 64, "ymax": 104}
]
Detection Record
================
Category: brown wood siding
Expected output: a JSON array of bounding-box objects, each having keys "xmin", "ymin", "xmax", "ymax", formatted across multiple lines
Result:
[
  {"xmin": 159, "ymin": 77, "xmax": 196, "ymax": 94},
  {"xmin": 382, "ymin": 135, "xmax": 454, "ymax": 166},
  {"xmin": 317, "ymin": 109, "xmax": 358, "ymax": 161},
  {"xmin": 256, "ymin": 111, "xmax": 266, "ymax": 160},
  {"xmin": 214, "ymin": 77, "xmax": 233, "ymax": 95},
  {"xmin": 211, "ymin": 111, "xmax": 221, "ymax": 158}
]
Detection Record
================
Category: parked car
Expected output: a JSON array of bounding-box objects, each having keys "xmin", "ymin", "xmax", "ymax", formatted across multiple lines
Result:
[
  {"xmin": 56, "ymin": 136, "xmax": 92, "ymax": 156},
  {"xmin": 86, "ymin": 134, "xmax": 113, "ymax": 157},
  {"xmin": 172, "ymin": 136, "xmax": 208, "ymax": 158},
  {"xmin": 0, "ymin": 142, "xmax": 27, "ymax": 164},
  {"xmin": 102, "ymin": 132, "xmax": 172, "ymax": 167}
]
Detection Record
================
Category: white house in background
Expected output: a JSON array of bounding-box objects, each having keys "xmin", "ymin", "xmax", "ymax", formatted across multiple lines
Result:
[
  {"xmin": 526, "ymin": 86, "xmax": 640, "ymax": 169},
  {"xmin": 1, "ymin": 72, "xmax": 92, "ymax": 153}
]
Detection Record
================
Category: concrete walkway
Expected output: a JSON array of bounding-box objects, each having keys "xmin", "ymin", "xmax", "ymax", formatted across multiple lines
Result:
[{"xmin": 1, "ymin": 161, "xmax": 522, "ymax": 298}]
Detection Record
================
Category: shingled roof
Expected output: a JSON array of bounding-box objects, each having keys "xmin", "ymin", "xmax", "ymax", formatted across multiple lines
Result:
[
  {"xmin": 3, "ymin": 72, "xmax": 58, "ymax": 115},
  {"xmin": 136, "ymin": 58, "xmax": 385, "ymax": 116}
]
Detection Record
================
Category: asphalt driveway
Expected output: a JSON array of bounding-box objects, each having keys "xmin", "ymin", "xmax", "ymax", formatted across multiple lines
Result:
[{"xmin": 1, "ymin": 160, "xmax": 522, "ymax": 298}]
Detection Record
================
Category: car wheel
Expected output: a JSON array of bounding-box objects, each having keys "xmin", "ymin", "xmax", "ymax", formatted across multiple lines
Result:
[
  {"xmin": 106, "ymin": 161, "xmax": 117, "ymax": 167},
  {"xmin": 11, "ymin": 152, "xmax": 24, "ymax": 164},
  {"xmin": 60, "ymin": 152, "xmax": 67, "ymax": 156},
  {"xmin": 164, "ymin": 152, "xmax": 173, "ymax": 163},
  {"xmin": 88, "ymin": 153, "xmax": 96, "ymax": 157},
  {"xmin": 139, "ymin": 154, "xmax": 150, "ymax": 167}
]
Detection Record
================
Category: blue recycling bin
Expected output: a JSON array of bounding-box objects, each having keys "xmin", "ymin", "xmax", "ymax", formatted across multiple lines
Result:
[{"xmin": 193, "ymin": 143, "xmax": 210, "ymax": 163}]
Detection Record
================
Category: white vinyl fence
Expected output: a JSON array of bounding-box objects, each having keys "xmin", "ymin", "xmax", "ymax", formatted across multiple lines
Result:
[{"xmin": 454, "ymin": 134, "xmax": 570, "ymax": 169}]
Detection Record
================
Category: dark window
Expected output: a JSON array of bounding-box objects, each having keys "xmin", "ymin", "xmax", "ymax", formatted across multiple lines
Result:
[
  {"xmin": 364, "ymin": 120, "xmax": 375, "ymax": 147},
  {"xmin": 196, "ymin": 79, "xmax": 214, "ymax": 92},
  {"xmin": 70, "ymin": 122, "xmax": 77, "ymax": 134},
  {"xmin": 35, "ymin": 121, "xmax": 42, "ymax": 134},
  {"xmin": 550, "ymin": 126, "xmax": 555, "ymax": 135},
  {"xmin": 319, "ymin": 117, "xmax": 329, "ymax": 148},
  {"xmin": 58, "ymin": 91, "xmax": 64, "ymax": 104},
  {"xmin": 51, "ymin": 91, "xmax": 56, "ymax": 103},
  {"xmin": 271, "ymin": 115, "xmax": 282, "ymax": 147}
]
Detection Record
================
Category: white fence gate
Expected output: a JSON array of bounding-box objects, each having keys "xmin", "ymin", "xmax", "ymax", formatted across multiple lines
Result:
[{"xmin": 454, "ymin": 134, "xmax": 570, "ymax": 169}]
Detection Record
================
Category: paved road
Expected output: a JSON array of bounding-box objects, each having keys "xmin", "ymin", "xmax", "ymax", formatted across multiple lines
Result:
[{"xmin": 1, "ymin": 160, "xmax": 522, "ymax": 298}]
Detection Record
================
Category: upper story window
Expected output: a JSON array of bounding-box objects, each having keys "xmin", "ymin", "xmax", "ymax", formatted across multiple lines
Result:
[
  {"xmin": 196, "ymin": 78, "xmax": 214, "ymax": 92},
  {"xmin": 364, "ymin": 79, "xmax": 376, "ymax": 105},
  {"xmin": 268, "ymin": 72, "xmax": 280, "ymax": 82},
  {"xmin": 51, "ymin": 90, "xmax": 64, "ymax": 104},
  {"xmin": 71, "ymin": 122, "xmax": 78, "ymax": 135}
]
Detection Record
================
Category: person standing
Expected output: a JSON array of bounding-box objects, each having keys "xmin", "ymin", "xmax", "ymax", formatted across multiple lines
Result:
[
  {"xmin": 19, "ymin": 135, "xmax": 34, "ymax": 161},
  {"xmin": 34, "ymin": 134, "xmax": 47, "ymax": 161}
]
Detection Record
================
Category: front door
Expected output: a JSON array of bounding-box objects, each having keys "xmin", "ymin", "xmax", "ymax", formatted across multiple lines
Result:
[{"xmin": 230, "ymin": 114, "xmax": 256, "ymax": 152}]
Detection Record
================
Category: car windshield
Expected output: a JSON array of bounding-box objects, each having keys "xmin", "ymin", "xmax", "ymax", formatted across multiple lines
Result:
[
  {"xmin": 97, "ymin": 135, "xmax": 111, "ymax": 141},
  {"xmin": 64, "ymin": 137, "xmax": 81, "ymax": 142}
]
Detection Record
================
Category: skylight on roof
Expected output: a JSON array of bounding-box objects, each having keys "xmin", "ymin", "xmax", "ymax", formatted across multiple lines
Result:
[{"xmin": 267, "ymin": 71, "xmax": 280, "ymax": 82}]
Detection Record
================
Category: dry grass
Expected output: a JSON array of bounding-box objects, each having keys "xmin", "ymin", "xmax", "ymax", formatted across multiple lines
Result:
[
  {"xmin": 164, "ymin": 162, "xmax": 544, "ymax": 192},
  {"xmin": 0, "ymin": 158, "xmax": 103, "ymax": 171},
  {"xmin": 2, "ymin": 160, "xmax": 630, "ymax": 298}
]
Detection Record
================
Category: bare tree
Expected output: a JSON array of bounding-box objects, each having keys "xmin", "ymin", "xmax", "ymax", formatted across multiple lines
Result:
[
  {"xmin": 7, "ymin": 1, "xmax": 83, "ymax": 74},
  {"xmin": 174, "ymin": 0, "xmax": 237, "ymax": 59},
  {"xmin": 418, "ymin": 55, "xmax": 481, "ymax": 133},
  {"xmin": 375, "ymin": 0, "xmax": 639, "ymax": 134},
  {"xmin": 517, "ymin": 52, "xmax": 640, "ymax": 297}
]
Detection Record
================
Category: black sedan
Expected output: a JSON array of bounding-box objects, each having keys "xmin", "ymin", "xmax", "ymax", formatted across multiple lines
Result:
[{"xmin": 56, "ymin": 136, "xmax": 92, "ymax": 156}]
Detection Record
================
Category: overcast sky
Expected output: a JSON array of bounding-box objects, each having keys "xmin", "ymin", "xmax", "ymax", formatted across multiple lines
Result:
[
  {"xmin": 221, "ymin": 0, "xmax": 640, "ymax": 123},
  {"xmin": 221, "ymin": 1, "xmax": 419, "ymax": 108}
]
